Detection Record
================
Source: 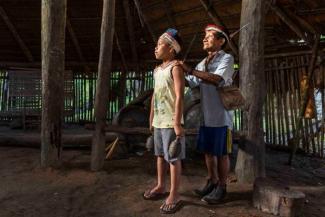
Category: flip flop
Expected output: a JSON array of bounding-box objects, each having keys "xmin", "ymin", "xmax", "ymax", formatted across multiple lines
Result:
[
  {"xmin": 160, "ymin": 200, "xmax": 182, "ymax": 214},
  {"xmin": 143, "ymin": 189, "xmax": 168, "ymax": 201}
]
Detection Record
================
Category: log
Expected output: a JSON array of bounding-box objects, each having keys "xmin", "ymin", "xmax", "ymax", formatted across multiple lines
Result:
[
  {"xmin": 41, "ymin": 0, "xmax": 67, "ymax": 167},
  {"xmin": 86, "ymin": 124, "xmax": 201, "ymax": 136},
  {"xmin": 253, "ymin": 178, "xmax": 305, "ymax": 217},
  {"xmin": 0, "ymin": 132, "xmax": 123, "ymax": 148},
  {"xmin": 91, "ymin": 0, "xmax": 116, "ymax": 171},
  {"xmin": 235, "ymin": 0, "xmax": 266, "ymax": 183}
]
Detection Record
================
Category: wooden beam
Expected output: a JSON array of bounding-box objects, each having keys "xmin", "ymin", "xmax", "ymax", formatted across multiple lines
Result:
[
  {"xmin": 41, "ymin": 0, "xmax": 67, "ymax": 168},
  {"xmin": 285, "ymin": 9, "xmax": 318, "ymax": 35},
  {"xmin": 0, "ymin": 6, "xmax": 34, "ymax": 62},
  {"xmin": 123, "ymin": 0, "xmax": 139, "ymax": 66},
  {"xmin": 235, "ymin": 0, "xmax": 266, "ymax": 183},
  {"xmin": 162, "ymin": 0, "xmax": 176, "ymax": 28},
  {"xmin": 133, "ymin": 0, "xmax": 157, "ymax": 43},
  {"xmin": 268, "ymin": 2, "xmax": 311, "ymax": 46},
  {"xmin": 199, "ymin": 0, "xmax": 239, "ymax": 56},
  {"xmin": 66, "ymin": 18, "xmax": 86, "ymax": 62},
  {"xmin": 91, "ymin": 0, "xmax": 116, "ymax": 171}
]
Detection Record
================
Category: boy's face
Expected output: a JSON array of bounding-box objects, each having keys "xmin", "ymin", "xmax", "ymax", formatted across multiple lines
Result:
[
  {"xmin": 155, "ymin": 38, "xmax": 173, "ymax": 60},
  {"xmin": 203, "ymin": 30, "xmax": 224, "ymax": 52}
]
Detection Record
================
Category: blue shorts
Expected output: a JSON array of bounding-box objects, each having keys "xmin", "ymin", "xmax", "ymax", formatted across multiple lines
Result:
[{"xmin": 197, "ymin": 126, "xmax": 232, "ymax": 156}]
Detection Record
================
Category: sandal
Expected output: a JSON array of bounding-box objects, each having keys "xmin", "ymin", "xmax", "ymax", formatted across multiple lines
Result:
[
  {"xmin": 143, "ymin": 189, "xmax": 168, "ymax": 201},
  {"xmin": 160, "ymin": 200, "xmax": 182, "ymax": 214}
]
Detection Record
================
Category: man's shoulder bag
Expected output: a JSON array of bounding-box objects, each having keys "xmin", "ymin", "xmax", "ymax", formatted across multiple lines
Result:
[{"xmin": 217, "ymin": 71, "xmax": 245, "ymax": 110}]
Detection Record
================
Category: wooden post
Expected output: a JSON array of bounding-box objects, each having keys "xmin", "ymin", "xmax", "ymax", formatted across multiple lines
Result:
[
  {"xmin": 41, "ymin": 0, "xmax": 67, "ymax": 167},
  {"xmin": 235, "ymin": 0, "xmax": 266, "ymax": 183},
  {"xmin": 91, "ymin": 0, "xmax": 116, "ymax": 171}
]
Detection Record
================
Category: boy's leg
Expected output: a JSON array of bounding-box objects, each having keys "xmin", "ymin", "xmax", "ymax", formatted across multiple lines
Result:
[
  {"xmin": 160, "ymin": 160, "xmax": 182, "ymax": 211},
  {"xmin": 154, "ymin": 156, "xmax": 167, "ymax": 192},
  {"xmin": 168, "ymin": 160, "xmax": 181, "ymax": 202},
  {"xmin": 144, "ymin": 129, "xmax": 167, "ymax": 199}
]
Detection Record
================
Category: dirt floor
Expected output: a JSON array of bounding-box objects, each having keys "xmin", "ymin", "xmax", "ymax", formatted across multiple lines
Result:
[{"xmin": 0, "ymin": 145, "xmax": 325, "ymax": 217}]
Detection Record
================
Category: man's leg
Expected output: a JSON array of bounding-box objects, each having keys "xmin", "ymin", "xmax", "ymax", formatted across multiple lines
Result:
[
  {"xmin": 202, "ymin": 155, "xmax": 229, "ymax": 204},
  {"xmin": 193, "ymin": 153, "xmax": 217, "ymax": 197},
  {"xmin": 205, "ymin": 153, "xmax": 218, "ymax": 183},
  {"xmin": 217, "ymin": 155, "xmax": 229, "ymax": 186}
]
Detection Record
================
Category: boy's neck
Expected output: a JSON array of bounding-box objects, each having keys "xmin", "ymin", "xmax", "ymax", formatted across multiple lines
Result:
[{"xmin": 162, "ymin": 56, "xmax": 174, "ymax": 64}]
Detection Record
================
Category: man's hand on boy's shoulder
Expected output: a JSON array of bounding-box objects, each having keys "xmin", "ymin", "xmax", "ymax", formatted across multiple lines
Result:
[{"xmin": 177, "ymin": 61, "xmax": 192, "ymax": 75}]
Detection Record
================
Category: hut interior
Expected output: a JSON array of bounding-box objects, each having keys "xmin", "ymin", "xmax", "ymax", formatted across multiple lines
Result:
[{"xmin": 0, "ymin": 0, "xmax": 324, "ymax": 216}]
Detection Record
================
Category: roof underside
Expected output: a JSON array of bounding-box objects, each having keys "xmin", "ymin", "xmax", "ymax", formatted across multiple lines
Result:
[{"xmin": 0, "ymin": 0, "xmax": 324, "ymax": 71}]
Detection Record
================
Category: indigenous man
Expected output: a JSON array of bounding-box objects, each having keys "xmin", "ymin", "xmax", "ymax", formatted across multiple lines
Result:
[{"xmin": 180, "ymin": 24, "xmax": 234, "ymax": 204}]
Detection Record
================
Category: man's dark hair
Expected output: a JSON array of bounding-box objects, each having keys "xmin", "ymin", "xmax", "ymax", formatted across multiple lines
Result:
[{"xmin": 213, "ymin": 31, "xmax": 228, "ymax": 50}]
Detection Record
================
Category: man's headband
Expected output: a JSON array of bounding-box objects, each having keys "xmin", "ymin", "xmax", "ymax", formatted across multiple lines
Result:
[{"xmin": 205, "ymin": 24, "xmax": 229, "ymax": 42}]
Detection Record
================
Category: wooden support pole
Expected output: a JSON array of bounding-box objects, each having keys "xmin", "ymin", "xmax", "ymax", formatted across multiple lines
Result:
[
  {"xmin": 199, "ymin": 0, "xmax": 238, "ymax": 56},
  {"xmin": 91, "ymin": 0, "xmax": 116, "ymax": 171},
  {"xmin": 288, "ymin": 36, "xmax": 320, "ymax": 165},
  {"xmin": 41, "ymin": 0, "xmax": 67, "ymax": 167},
  {"xmin": 0, "ymin": 6, "xmax": 34, "ymax": 62},
  {"xmin": 235, "ymin": 0, "xmax": 266, "ymax": 183}
]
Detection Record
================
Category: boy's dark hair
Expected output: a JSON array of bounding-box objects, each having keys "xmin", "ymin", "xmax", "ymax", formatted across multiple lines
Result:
[{"xmin": 173, "ymin": 34, "xmax": 183, "ymax": 59}]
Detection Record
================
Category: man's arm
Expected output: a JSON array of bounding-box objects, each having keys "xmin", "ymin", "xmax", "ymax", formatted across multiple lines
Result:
[
  {"xmin": 190, "ymin": 70, "xmax": 223, "ymax": 86},
  {"xmin": 181, "ymin": 54, "xmax": 234, "ymax": 86},
  {"xmin": 172, "ymin": 65, "xmax": 185, "ymax": 136}
]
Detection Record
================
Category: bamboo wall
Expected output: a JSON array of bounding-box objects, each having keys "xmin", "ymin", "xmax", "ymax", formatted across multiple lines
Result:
[{"xmin": 264, "ymin": 54, "xmax": 324, "ymax": 157}]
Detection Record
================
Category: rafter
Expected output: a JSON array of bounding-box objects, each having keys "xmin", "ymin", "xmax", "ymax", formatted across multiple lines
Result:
[
  {"xmin": 162, "ymin": 0, "xmax": 176, "ymax": 28},
  {"xmin": 268, "ymin": 1, "xmax": 312, "ymax": 46},
  {"xmin": 0, "ymin": 6, "xmax": 34, "ymax": 62},
  {"xmin": 123, "ymin": 0, "xmax": 139, "ymax": 66},
  {"xmin": 133, "ymin": 0, "xmax": 157, "ymax": 43},
  {"xmin": 66, "ymin": 18, "xmax": 86, "ymax": 62}
]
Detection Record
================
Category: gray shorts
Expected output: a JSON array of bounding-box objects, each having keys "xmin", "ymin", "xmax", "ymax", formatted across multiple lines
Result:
[{"xmin": 154, "ymin": 128, "xmax": 185, "ymax": 163}]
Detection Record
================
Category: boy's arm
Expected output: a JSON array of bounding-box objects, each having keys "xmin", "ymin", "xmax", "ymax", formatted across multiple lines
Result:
[
  {"xmin": 149, "ymin": 94, "xmax": 154, "ymax": 132},
  {"xmin": 172, "ymin": 65, "xmax": 185, "ymax": 136}
]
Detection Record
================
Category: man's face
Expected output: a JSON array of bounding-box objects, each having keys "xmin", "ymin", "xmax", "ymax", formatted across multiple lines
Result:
[
  {"xmin": 155, "ymin": 38, "xmax": 172, "ymax": 60},
  {"xmin": 202, "ymin": 30, "xmax": 225, "ymax": 52}
]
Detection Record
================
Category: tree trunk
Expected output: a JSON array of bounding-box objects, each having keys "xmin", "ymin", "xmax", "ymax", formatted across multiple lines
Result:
[
  {"xmin": 91, "ymin": 0, "xmax": 116, "ymax": 171},
  {"xmin": 41, "ymin": 0, "xmax": 67, "ymax": 168},
  {"xmin": 235, "ymin": 0, "xmax": 266, "ymax": 183}
]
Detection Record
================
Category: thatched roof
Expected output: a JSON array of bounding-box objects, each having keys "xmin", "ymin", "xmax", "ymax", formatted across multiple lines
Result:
[{"xmin": 0, "ymin": 0, "xmax": 324, "ymax": 71}]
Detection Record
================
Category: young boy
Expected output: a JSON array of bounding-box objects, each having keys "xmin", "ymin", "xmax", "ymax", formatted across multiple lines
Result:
[{"xmin": 143, "ymin": 28, "xmax": 185, "ymax": 214}]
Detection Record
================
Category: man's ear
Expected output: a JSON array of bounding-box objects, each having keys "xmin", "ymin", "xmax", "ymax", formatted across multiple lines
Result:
[{"xmin": 221, "ymin": 38, "xmax": 226, "ymax": 46}]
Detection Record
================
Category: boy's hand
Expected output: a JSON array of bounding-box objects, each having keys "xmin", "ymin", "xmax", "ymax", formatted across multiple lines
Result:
[{"xmin": 174, "ymin": 124, "xmax": 184, "ymax": 137}]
